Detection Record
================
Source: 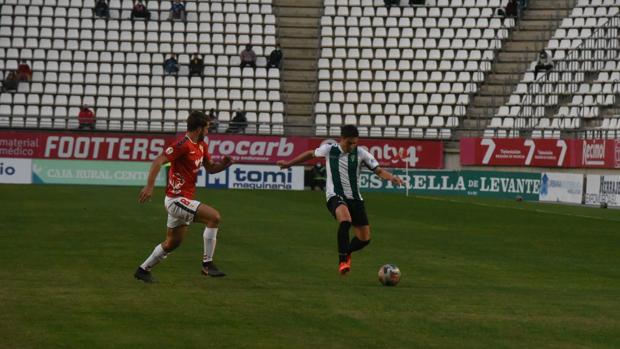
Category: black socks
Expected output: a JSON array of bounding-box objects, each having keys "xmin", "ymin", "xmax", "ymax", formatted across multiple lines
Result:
[
  {"xmin": 337, "ymin": 221, "xmax": 352, "ymax": 262},
  {"xmin": 349, "ymin": 237, "xmax": 370, "ymax": 253},
  {"xmin": 337, "ymin": 222, "xmax": 372, "ymax": 262}
]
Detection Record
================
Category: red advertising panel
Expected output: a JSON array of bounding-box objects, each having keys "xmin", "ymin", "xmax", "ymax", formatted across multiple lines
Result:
[
  {"xmin": 204, "ymin": 134, "xmax": 309, "ymax": 164},
  {"xmin": 578, "ymin": 139, "xmax": 620, "ymax": 168},
  {"xmin": 307, "ymin": 138, "xmax": 444, "ymax": 169},
  {"xmin": 461, "ymin": 138, "xmax": 620, "ymax": 169},
  {"xmin": 0, "ymin": 130, "xmax": 174, "ymax": 161},
  {"xmin": 0, "ymin": 130, "xmax": 445, "ymax": 168}
]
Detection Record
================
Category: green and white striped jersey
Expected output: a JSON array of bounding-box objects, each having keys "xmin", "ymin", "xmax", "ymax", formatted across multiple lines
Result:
[{"xmin": 314, "ymin": 143, "xmax": 380, "ymax": 201}]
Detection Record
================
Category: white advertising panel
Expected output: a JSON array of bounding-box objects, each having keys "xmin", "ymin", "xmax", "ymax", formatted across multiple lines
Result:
[
  {"xmin": 0, "ymin": 158, "xmax": 32, "ymax": 184},
  {"xmin": 539, "ymin": 172, "xmax": 583, "ymax": 204},
  {"xmin": 227, "ymin": 164, "xmax": 304, "ymax": 190},
  {"xmin": 585, "ymin": 174, "xmax": 620, "ymax": 206}
]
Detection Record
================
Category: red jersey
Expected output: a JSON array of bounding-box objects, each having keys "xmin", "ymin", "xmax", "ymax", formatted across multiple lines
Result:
[
  {"xmin": 17, "ymin": 64, "xmax": 32, "ymax": 80},
  {"xmin": 164, "ymin": 135, "xmax": 211, "ymax": 199},
  {"xmin": 78, "ymin": 109, "xmax": 95, "ymax": 125}
]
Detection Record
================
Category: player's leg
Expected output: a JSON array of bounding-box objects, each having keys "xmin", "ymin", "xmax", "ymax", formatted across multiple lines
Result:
[
  {"xmin": 193, "ymin": 203, "xmax": 226, "ymax": 277},
  {"xmin": 135, "ymin": 196, "xmax": 197, "ymax": 283},
  {"xmin": 135, "ymin": 225, "xmax": 189, "ymax": 283},
  {"xmin": 349, "ymin": 200, "xmax": 371, "ymax": 253},
  {"xmin": 351, "ymin": 225, "xmax": 371, "ymax": 253},
  {"xmin": 162, "ymin": 225, "xmax": 190, "ymax": 251},
  {"xmin": 327, "ymin": 196, "xmax": 353, "ymax": 274},
  {"xmin": 335, "ymin": 204, "xmax": 353, "ymax": 261}
]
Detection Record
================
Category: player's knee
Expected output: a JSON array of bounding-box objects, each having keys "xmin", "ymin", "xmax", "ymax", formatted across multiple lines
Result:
[
  {"xmin": 211, "ymin": 211, "xmax": 221, "ymax": 225},
  {"xmin": 202, "ymin": 211, "xmax": 221, "ymax": 227},
  {"xmin": 163, "ymin": 238, "xmax": 182, "ymax": 251}
]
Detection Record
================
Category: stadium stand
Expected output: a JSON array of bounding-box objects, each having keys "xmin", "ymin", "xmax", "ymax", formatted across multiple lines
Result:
[
  {"xmin": 0, "ymin": 0, "xmax": 285, "ymax": 134},
  {"xmin": 1, "ymin": 0, "xmax": 619, "ymax": 140},
  {"xmin": 487, "ymin": 0, "xmax": 620, "ymax": 138},
  {"xmin": 313, "ymin": 0, "xmax": 515, "ymax": 139}
]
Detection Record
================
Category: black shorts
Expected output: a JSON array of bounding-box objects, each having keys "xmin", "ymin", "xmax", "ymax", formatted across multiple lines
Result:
[{"xmin": 326, "ymin": 196, "xmax": 369, "ymax": 227}]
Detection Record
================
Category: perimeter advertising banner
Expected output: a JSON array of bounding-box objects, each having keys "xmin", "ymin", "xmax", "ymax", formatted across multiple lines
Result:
[
  {"xmin": 203, "ymin": 134, "xmax": 309, "ymax": 165},
  {"xmin": 32, "ymin": 159, "xmax": 167, "ymax": 186},
  {"xmin": 201, "ymin": 164, "xmax": 304, "ymax": 190},
  {"xmin": 0, "ymin": 130, "xmax": 444, "ymax": 169},
  {"xmin": 0, "ymin": 158, "xmax": 32, "ymax": 184},
  {"xmin": 0, "ymin": 130, "xmax": 172, "ymax": 161},
  {"xmin": 461, "ymin": 138, "xmax": 620, "ymax": 169},
  {"xmin": 584, "ymin": 174, "xmax": 620, "ymax": 206},
  {"xmin": 304, "ymin": 138, "xmax": 444, "ymax": 169},
  {"xmin": 360, "ymin": 170, "xmax": 541, "ymax": 201},
  {"xmin": 461, "ymin": 138, "xmax": 572, "ymax": 167},
  {"xmin": 539, "ymin": 172, "xmax": 584, "ymax": 204},
  {"xmin": 204, "ymin": 135, "xmax": 443, "ymax": 169}
]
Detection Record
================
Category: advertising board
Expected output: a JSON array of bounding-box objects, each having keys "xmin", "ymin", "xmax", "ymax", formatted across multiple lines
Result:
[
  {"xmin": 0, "ymin": 158, "xmax": 32, "ymax": 184},
  {"xmin": 539, "ymin": 172, "xmax": 583, "ymax": 204},
  {"xmin": 584, "ymin": 174, "xmax": 620, "ymax": 206},
  {"xmin": 32, "ymin": 160, "xmax": 166, "ymax": 186},
  {"xmin": 0, "ymin": 131, "xmax": 445, "ymax": 169},
  {"xmin": 202, "ymin": 164, "xmax": 304, "ymax": 191},
  {"xmin": 360, "ymin": 170, "xmax": 541, "ymax": 201},
  {"xmin": 461, "ymin": 138, "xmax": 620, "ymax": 169}
]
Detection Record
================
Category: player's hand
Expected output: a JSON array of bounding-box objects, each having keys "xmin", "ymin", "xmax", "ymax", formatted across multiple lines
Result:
[
  {"xmin": 391, "ymin": 176, "xmax": 404, "ymax": 186},
  {"xmin": 138, "ymin": 186, "xmax": 153, "ymax": 203},
  {"xmin": 277, "ymin": 160, "xmax": 290, "ymax": 169},
  {"xmin": 222, "ymin": 156, "xmax": 234, "ymax": 168}
]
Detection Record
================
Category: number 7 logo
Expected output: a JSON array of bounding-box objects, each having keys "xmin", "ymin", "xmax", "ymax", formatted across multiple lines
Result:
[
  {"xmin": 524, "ymin": 139, "xmax": 535, "ymax": 165},
  {"xmin": 481, "ymin": 138, "xmax": 496, "ymax": 164},
  {"xmin": 556, "ymin": 140, "xmax": 567, "ymax": 166}
]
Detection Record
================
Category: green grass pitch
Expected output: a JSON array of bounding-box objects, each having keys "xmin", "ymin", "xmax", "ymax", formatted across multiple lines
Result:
[{"xmin": 1, "ymin": 184, "xmax": 619, "ymax": 349}]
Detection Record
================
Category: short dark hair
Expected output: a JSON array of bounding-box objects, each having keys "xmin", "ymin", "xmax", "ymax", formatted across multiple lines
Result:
[
  {"xmin": 187, "ymin": 110, "xmax": 208, "ymax": 131},
  {"xmin": 341, "ymin": 124, "xmax": 359, "ymax": 138}
]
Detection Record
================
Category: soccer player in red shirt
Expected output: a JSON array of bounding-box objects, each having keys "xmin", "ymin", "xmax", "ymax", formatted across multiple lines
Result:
[{"xmin": 134, "ymin": 111, "xmax": 233, "ymax": 283}]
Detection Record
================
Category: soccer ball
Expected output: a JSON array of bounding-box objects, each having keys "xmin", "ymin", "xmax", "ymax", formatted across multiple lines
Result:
[{"xmin": 378, "ymin": 264, "xmax": 401, "ymax": 286}]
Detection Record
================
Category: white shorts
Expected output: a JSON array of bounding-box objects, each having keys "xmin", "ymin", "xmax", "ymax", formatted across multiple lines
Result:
[{"xmin": 164, "ymin": 196, "xmax": 201, "ymax": 228}]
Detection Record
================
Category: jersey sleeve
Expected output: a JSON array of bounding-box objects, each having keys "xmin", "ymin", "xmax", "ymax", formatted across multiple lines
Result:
[
  {"xmin": 164, "ymin": 138, "xmax": 189, "ymax": 163},
  {"xmin": 313, "ymin": 143, "xmax": 332, "ymax": 158},
  {"xmin": 359, "ymin": 148, "xmax": 380, "ymax": 171}
]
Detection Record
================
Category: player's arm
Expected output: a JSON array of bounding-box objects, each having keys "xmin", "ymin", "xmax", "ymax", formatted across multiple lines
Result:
[
  {"xmin": 277, "ymin": 150, "xmax": 315, "ymax": 169},
  {"xmin": 204, "ymin": 156, "xmax": 233, "ymax": 174},
  {"xmin": 374, "ymin": 167, "xmax": 404, "ymax": 186},
  {"xmin": 138, "ymin": 153, "xmax": 168, "ymax": 203},
  {"xmin": 359, "ymin": 147, "xmax": 404, "ymax": 186}
]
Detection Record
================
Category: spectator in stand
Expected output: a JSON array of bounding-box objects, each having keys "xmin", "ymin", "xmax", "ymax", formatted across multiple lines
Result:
[
  {"xmin": 78, "ymin": 104, "xmax": 96, "ymax": 130},
  {"xmin": 168, "ymin": 0, "xmax": 186, "ymax": 21},
  {"xmin": 226, "ymin": 109, "xmax": 248, "ymax": 133},
  {"xmin": 534, "ymin": 49, "xmax": 554, "ymax": 77},
  {"xmin": 310, "ymin": 163, "xmax": 326, "ymax": 191},
  {"xmin": 94, "ymin": 0, "xmax": 110, "ymax": 18},
  {"xmin": 240, "ymin": 45, "xmax": 257, "ymax": 68},
  {"xmin": 207, "ymin": 108, "xmax": 218, "ymax": 133},
  {"xmin": 2, "ymin": 71, "xmax": 19, "ymax": 92},
  {"xmin": 164, "ymin": 54, "xmax": 179, "ymax": 74},
  {"xmin": 16, "ymin": 60, "xmax": 32, "ymax": 82},
  {"xmin": 189, "ymin": 54, "xmax": 204, "ymax": 76},
  {"xmin": 499, "ymin": 0, "xmax": 518, "ymax": 18},
  {"xmin": 266, "ymin": 45, "xmax": 283, "ymax": 69},
  {"xmin": 409, "ymin": 0, "xmax": 426, "ymax": 5},
  {"xmin": 383, "ymin": 0, "xmax": 399, "ymax": 7},
  {"xmin": 131, "ymin": 0, "xmax": 151, "ymax": 20}
]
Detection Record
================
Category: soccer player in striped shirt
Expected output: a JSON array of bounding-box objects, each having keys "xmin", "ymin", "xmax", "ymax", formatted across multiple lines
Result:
[{"xmin": 277, "ymin": 125, "xmax": 404, "ymax": 275}]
